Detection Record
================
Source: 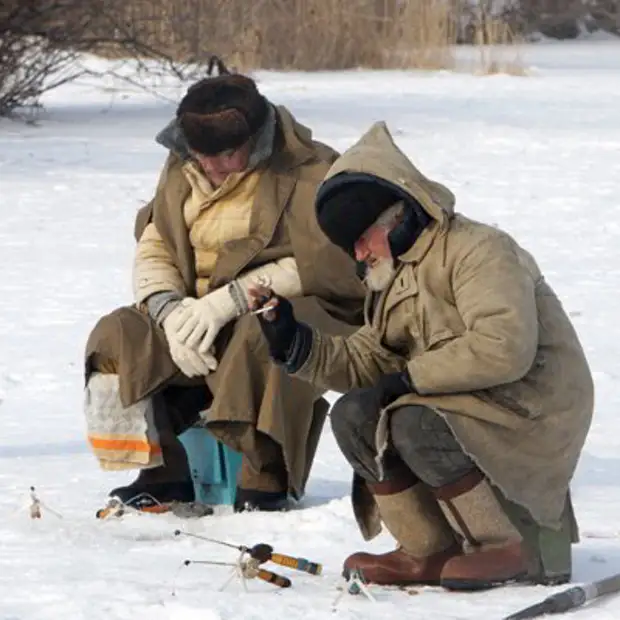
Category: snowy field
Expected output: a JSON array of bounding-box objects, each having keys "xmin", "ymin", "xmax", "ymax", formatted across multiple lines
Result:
[{"xmin": 1, "ymin": 40, "xmax": 620, "ymax": 619}]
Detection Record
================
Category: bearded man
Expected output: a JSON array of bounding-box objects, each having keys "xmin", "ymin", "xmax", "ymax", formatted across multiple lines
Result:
[{"xmin": 248, "ymin": 121, "xmax": 594, "ymax": 590}]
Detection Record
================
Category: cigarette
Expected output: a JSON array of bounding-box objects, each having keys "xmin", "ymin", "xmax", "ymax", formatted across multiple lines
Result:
[{"xmin": 251, "ymin": 305, "xmax": 276, "ymax": 315}]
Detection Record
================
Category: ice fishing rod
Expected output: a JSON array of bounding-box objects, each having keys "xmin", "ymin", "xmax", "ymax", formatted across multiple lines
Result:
[
  {"xmin": 503, "ymin": 572, "xmax": 620, "ymax": 619},
  {"xmin": 173, "ymin": 530, "xmax": 323, "ymax": 576},
  {"xmin": 181, "ymin": 558, "xmax": 292, "ymax": 589}
]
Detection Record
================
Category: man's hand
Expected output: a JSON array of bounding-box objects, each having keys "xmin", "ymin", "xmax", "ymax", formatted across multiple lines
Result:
[
  {"xmin": 162, "ymin": 301, "xmax": 218, "ymax": 377},
  {"xmin": 375, "ymin": 370, "xmax": 414, "ymax": 408},
  {"xmin": 173, "ymin": 292, "xmax": 232, "ymax": 355},
  {"xmin": 171, "ymin": 257, "xmax": 304, "ymax": 356},
  {"xmin": 248, "ymin": 286, "xmax": 300, "ymax": 363}
]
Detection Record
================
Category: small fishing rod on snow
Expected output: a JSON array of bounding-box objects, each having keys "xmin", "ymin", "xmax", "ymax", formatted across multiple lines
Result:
[{"xmin": 173, "ymin": 530, "xmax": 322, "ymax": 589}]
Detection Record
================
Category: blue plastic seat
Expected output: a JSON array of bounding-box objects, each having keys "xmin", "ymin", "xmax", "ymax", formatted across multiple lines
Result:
[{"xmin": 178, "ymin": 427, "xmax": 242, "ymax": 505}]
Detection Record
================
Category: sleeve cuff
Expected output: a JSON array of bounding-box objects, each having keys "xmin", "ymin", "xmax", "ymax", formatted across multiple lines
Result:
[
  {"xmin": 283, "ymin": 322, "xmax": 313, "ymax": 373},
  {"xmin": 146, "ymin": 291, "xmax": 183, "ymax": 324}
]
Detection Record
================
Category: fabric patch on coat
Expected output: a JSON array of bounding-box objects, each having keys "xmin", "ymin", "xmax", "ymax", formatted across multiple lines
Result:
[{"xmin": 84, "ymin": 372, "xmax": 163, "ymax": 471}]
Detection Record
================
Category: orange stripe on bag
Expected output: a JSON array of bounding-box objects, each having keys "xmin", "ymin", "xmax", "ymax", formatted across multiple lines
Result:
[{"xmin": 88, "ymin": 437, "xmax": 162, "ymax": 454}]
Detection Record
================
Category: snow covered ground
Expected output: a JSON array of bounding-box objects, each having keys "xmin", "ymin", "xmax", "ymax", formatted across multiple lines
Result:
[{"xmin": 1, "ymin": 39, "xmax": 620, "ymax": 619}]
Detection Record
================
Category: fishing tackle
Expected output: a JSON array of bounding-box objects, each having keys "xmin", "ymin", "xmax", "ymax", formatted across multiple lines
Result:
[
  {"xmin": 174, "ymin": 530, "xmax": 323, "ymax": 590},
  {"xmin": 331, "ymin": 567, "xmax": 376, "ymax": 607},
  {"xmin": 28, "ymin": 486, "xmax": 63, "ymax": 520}
]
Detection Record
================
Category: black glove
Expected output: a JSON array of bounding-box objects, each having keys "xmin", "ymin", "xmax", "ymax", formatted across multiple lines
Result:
[
  {"xmin": 375, "ymin": 370, "xmax": 414, "ymax": 408},
  {"xmin": 254, "ymin": 293, "xmax": 301, "ymax": 363}
]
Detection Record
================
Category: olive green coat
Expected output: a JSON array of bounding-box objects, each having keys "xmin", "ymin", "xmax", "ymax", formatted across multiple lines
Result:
[{"xmin": 85, "ymin": 107, "xmax": 365, "ymax": 497}]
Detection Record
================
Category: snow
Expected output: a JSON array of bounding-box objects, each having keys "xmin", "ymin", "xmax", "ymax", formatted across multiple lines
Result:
[{"xmin": 1, "ymin": 40, "xmax": 620, "ymax": 619}]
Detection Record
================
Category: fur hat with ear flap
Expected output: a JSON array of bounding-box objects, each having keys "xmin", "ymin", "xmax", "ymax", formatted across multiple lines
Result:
[{"xmin": 176, "ymin": 74, "xmax": 269, "ymax": 155}]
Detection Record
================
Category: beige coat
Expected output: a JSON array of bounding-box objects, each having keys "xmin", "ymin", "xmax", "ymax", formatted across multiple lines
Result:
[
  {"xmin": 293, "ymin": 122, "xmax": 594, "ymax": 536},
  {"xmin": 132, "ymin": 106, "xmax": 364, "ymax": 312},
  {"xmin": 134, "ymin": 159, "xmax": 262, "ymax": 301},
  {"xmin": 85, "ymin": 106, "xmax": 365, "ymax": 498}
]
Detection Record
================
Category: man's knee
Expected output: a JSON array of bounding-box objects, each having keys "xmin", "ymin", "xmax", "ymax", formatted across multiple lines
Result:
[
  {"xmin": 390, "ymin": 405, "xmax": 475, "ymax": 487},
  {"xmin": 331, "ymin": 388, "xmax": 385, "ymax": 481},
  {"xmin": 389, "ymin": 405, "xmax": 432, "ymax": 443},
  {"xmin": 87, "ymin": 307, "xmax": 145, "ymax": 356},
  {"xmin": 85, "ymin": 306, "xmax": 159, "ymax": 380},
  {"xmin": 330, "ymin": 388, "xmax": 374, "ymax": 442},
  {"xmin": 86, "ymin": 308, "xmax": 132, "ymax": 375}
]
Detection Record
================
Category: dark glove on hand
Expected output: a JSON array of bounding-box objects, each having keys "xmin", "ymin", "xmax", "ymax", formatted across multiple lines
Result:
[
  {"xmin": 255, "ymin": 294, "xmax": 300, "ymax": 363},
  {"xmin": 375, "ymin": 370, "xmax": 415, "ymax": 408}
]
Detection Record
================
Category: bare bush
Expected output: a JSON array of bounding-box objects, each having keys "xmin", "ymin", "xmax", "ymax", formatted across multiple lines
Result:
[
  {"xmin": 587, "ymin": 0, "xmax": 620, "ymax": 34},
  {"xmin": 0, "ymin": 38, "xmax": 83, "ymax": 118},
  {"xmin": 0, "ymin": 0, "xmax": 220, "ymax": 119},
  {"xmin": 0, "ymin": 2, "xmax": 83, "ymax": 117}
]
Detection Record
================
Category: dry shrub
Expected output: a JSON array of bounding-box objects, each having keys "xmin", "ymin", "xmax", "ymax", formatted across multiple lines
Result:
[
  {"xmin": 472, "ymin": 20, "xmax": 527, "ymax": 76},
  {"xmin": 453, "ymin": 1, "xmax": 527, "ymax": 76},
  {"xmin": 392, "ymin": 0, "xmax": 458, "ymax": 70},
  {"xmin": 95, "ymin": 0, "xmax": 525, "ymax": 74},
  {"xmin": 88, "ymin": 0, "xmax": 459, "ymax": 71}
]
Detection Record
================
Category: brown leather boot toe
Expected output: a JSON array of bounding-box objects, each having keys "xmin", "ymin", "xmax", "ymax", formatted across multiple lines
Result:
[
  {"xmin": 440, "ymin": 541, "xmax": 528, "ymax": 590},
  {"xmin": 343, "ymin": 544, "xmax": 461, "ymax": 586}
]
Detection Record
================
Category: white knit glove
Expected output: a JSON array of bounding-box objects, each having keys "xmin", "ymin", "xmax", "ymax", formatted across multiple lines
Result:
[
  {"xmin": 162, "ymin": 301, "xmax": 218, "ymax": 377},
  {"xmin": 176, "ymin": 257, "xmax": 303, "ymax": 355}
]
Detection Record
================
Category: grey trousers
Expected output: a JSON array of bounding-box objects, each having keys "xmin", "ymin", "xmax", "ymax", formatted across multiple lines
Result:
[{"xmin": 331, "ymin": 387, "xmax": 476, "ymax": 488}]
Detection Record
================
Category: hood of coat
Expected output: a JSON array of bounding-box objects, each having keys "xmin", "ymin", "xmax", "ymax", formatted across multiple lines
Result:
[{"xmin": 316, "ymin": 121, "xmax": 455, "ymax": 229}]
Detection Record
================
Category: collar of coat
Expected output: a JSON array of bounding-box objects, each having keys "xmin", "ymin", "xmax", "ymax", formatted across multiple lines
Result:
[{"xmin": 268, "ymin": 105, "xmax": 319, "ymax": 171}]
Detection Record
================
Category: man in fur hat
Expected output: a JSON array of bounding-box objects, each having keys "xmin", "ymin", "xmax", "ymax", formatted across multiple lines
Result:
[
  {"xmin": 83, "ymin": 74, "xmax": 365, "ymax": 512},
  {"xmin": 248, "ymin": 121, "xmax": 593, "ymax": 589}
]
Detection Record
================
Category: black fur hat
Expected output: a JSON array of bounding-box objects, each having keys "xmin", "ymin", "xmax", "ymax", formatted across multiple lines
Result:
[
  {"xmin": 176, "ymin": 75, "xmax": 269, "ymax": 155},
  {"xmin": 316, "ymin": 181, "xmax": 402, "ymax": 256}
]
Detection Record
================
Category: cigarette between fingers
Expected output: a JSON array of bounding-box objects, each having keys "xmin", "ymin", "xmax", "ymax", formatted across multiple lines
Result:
[{"xmin": 252, "ymin": 304, "xmax": 277, "ymax": 316}]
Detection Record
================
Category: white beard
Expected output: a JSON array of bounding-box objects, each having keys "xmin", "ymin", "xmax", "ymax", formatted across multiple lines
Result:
[{"xmin": 364, "ymin": 258, "xmax": 396, "ymax": 292}]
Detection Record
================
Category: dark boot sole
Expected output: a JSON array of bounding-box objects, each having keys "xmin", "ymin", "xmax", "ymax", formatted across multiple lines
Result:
[
  {"xmin": 233, "ymin": 488, "xmax": 290, "ymax": 513},
  {"xmin": 441, "ymin": 572, "xmax": 528, "ymax": 591},
  {"xmin": 109, "ymin": 480, "xmax": 196, "ymax": 506},
  {"xmin": 441, "ymin": 570, "xmax": 570, "ymax": 591},
  {"xmin": 534, "ymin": 573, "xmax": 571, "ymax": 586},
  {"xmin": 234, "ymin": 497, "xmax": 292, "ymax": 513}
]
